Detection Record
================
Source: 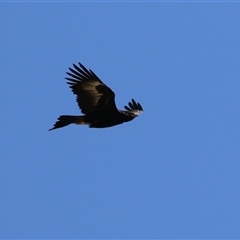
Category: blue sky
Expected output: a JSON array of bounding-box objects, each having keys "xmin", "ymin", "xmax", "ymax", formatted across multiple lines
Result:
[{"xmin": 1, "ymin": 2, "xmax": 240, "ymax": 239}]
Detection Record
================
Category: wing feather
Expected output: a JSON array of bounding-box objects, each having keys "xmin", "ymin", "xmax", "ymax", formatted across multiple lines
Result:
[
  {"xmin": 66, "ymin": 62, "xmax": 117, "ymax": 114},
  {"xmin": 124, "ymin": 99, "xmax": 143, "ymax": 111}
]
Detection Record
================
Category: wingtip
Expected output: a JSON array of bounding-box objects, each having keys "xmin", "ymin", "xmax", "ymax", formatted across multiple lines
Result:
[{"xmin": 124, "ymin": 99, "xmax": 143, "ymax": 112}]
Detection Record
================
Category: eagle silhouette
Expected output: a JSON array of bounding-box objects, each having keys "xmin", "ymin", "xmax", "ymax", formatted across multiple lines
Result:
[{"xmin": 49, "ymin": 62, "xmax": 143, "ymax": 130}]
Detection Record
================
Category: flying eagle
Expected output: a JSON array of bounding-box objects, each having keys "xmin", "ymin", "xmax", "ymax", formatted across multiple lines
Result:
[{"xmin": 49, "ymin": 62, "xmax": 143, "ymax": 130}]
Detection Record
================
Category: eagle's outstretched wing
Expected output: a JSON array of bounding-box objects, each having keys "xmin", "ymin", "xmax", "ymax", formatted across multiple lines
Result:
[{"xmin": 66, "ymin": 62, "xmax": 118, "ymax": 114}]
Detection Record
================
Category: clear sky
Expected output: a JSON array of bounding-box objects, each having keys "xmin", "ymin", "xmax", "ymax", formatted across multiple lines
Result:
[{"xmin": 1, "ymin": 2, "xmax": 240, "ymax": 239}]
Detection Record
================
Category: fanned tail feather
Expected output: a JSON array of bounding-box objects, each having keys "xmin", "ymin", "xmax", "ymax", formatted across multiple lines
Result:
[{"xmin": 49, "ymin": 115, "xmax": 86, "ymax": 131}]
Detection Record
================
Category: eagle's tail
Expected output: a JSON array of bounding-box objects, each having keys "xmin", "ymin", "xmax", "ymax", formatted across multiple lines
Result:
[{"xmin": 49, "ymin": 115, "xmax": 87, "ymax": 131}]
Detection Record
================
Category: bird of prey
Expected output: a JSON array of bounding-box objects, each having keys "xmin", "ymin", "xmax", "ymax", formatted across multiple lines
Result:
[{"xmin": 49, "ymin": 62, "xmax": 143, "ymax": 130}]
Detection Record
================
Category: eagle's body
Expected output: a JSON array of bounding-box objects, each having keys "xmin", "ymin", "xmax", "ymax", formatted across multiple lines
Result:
[{"xmin": 49, "ymin": 62, "xmax": 143, "ymax": 130}]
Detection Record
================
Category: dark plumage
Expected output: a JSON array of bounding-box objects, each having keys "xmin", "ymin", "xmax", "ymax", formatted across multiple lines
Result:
[{"xmin": 49, "ymin": 62, "xmax": 143, "ymax": 130}]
